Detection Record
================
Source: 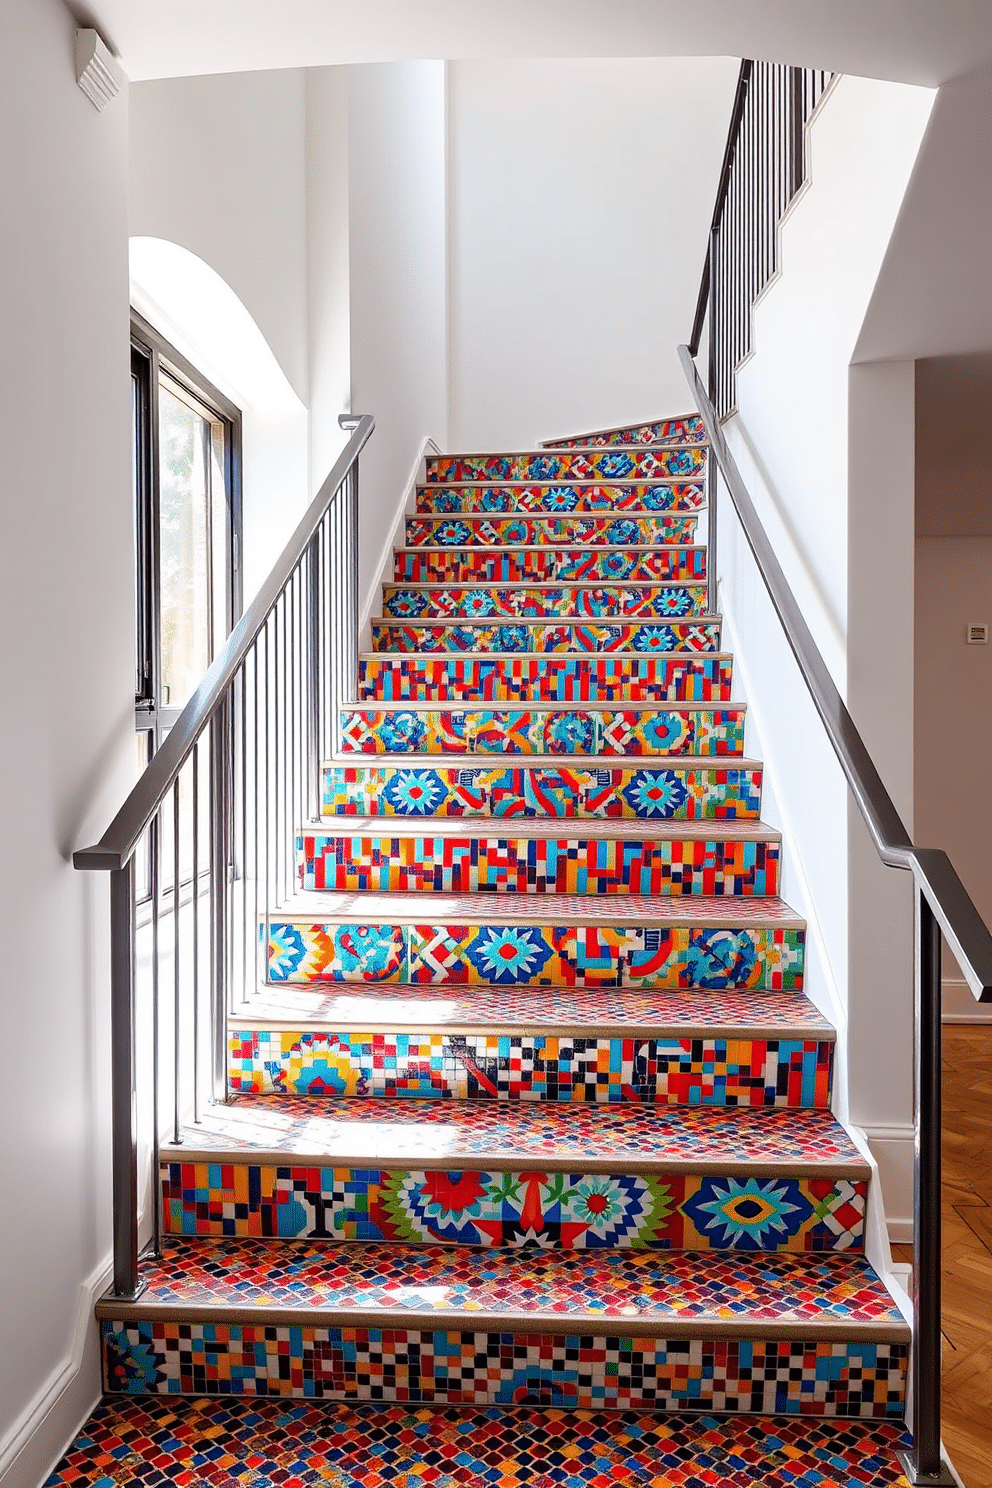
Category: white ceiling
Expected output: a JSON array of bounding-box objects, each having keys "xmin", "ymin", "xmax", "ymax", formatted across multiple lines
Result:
[{"xmin": 65, "ymin": 0, "xmax": 992, "ymax": 86}]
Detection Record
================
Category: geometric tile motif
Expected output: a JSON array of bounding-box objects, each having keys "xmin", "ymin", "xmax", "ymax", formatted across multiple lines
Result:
[
  {"xmin": 43, "ymin": 1397, "xmax": 918, "ymax": 1488},
  {"xmin": 426, "ymin": 449, "xmax": 708, "ymax": 483},
  {"xmin": 544, "ymin": 414, "xmax": 706, "ymax": 447},
  {"xmin": 404, "ymin": 514, "xmax": 700, "ymax": 546},
  {"xmin": 124, "ymin": 1245, "xmax": 896, "ymax": 1316},
  {"xmin": 357, "ymin": 655, "xmax": 735, "ymax": 703},
  {"xmin": 266, "ymin": 922, "xmax": 806, "ymax": 990},
  {"xmin": 102, "ymin": 1321, "xmax": 904, "ymax": 1414},
  {"xmin": 380, "ymin": 584, "xmax": 708, "ymax": 621},
  {"xmin": 416, "ymin": 480, "xmax": 707, "ymax": 513},
  {"xmin": 392, "ymin": 548, "xmax": 707, "ymax": 585},
  {"xmin": 321, "ymin": 763, "xmax": 763, "ymax": 820},
  {"xmin": 337, "ymin": 707, "xmax": 746, "ymax": 757},
  {"xmin": 161, "ymin": 1167, "xmax": 865, "ymax": 1252},
  {"xmin": 228, "ymin": 1031, "xmax": 832, "ymax": 1106},
  {"xmin": 370, "ymin": 621, "xmax": 723, "ymax": 655},
  {"xmin": 298, "ymin": 831, "xmax": 779, "ymax": 897}
]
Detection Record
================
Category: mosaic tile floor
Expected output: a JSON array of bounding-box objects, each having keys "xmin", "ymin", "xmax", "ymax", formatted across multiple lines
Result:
[
  {"xmin": 167, "ymin": 1096, "xmax": 861, "ymax": 1166},
  {"xmin": 239, "ymin": 984, "xmax": 831, "ymax": 1032},
  {"xmin": 103, "ymin": 1240, "xmax": 905, "ymax": 1331},
  {"xmin": 45, "ymin": 1396, "xmax": 915, "ymax": 1486}
]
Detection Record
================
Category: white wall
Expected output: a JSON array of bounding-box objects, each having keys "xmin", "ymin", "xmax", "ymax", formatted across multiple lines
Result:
[
  {"xmin": 915, "ymin": 355, "xmax": 992, "ymax": 1022},
  {"xmin": 128, "ymin": 76, "xmax": 313, "ymax": 603},
  {"xmin": 719, "ymin": 74, "xmax": 935, "ymax": 1230},
  {"xmin": 448, "ymin": 57, "xmax": 738, "ymax": 449},
  {"xmin": 305, "ymin": 67, "xmax": 353, "ymax": 489},
  {"xmin": 347, "ymin": 60, "xmax": 449, "ymax": 622},
  {"xmin": 129, "ymin": 70, "xmax": 310, "ymax": 403},
  {"xmin": 0, "ymin": 1, "xmax": 133, "ymax": 1482}
]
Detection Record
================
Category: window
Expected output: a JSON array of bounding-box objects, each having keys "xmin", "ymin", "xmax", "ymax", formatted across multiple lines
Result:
[{"xmin": 131, "ymin": 313, "xmax": 242, "ymax": 898}]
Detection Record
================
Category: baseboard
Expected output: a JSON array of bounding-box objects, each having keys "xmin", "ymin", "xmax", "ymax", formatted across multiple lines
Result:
[
  {"xmin": 856, "ymin": 1122, "xmax": 915, "ymax": 1244},
  {"xmin": 358, "ymin": 434, "xmax": 442, "ymax": 650},
  {"xmin": 0, "ymin": 1255, "xmax": 110, "ymax": 1488}
]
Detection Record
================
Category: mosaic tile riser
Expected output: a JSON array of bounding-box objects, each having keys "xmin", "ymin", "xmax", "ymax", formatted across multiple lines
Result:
[
  {"xmin": 426, "ymin": 450, "xmax": 708, "ymax": 483},
  {"xmin": 545, "ymin": 415, "xmax": 705, "ymax": 448},
  {"xmin": 321, "ymin": 763, "xmax": 763, "ymax": 820},
  {"xmin": 162, "ymin": 1164, "xmax": 865, "ymax": 1251},
  {"xmin": 370, "ymin": 620, "xmax": 723, "ymax": 655},
  {"xmin": 381, "ymin": 584, "xmax": 708, "ymax": 622},
  {"xmin": 405, "ymin": 513, "xmax": 699, "ymax": 545},
  {"xmin": 298, "ymin": 831, "xmax": 779, "ymax": 897},
  {"xmin": 358, "ymin": 655, "xmax": 735, "ymax": 704},
  {"xmin": 102, "ymin": 1322, "xmax": 905, "ymax": 1415},
  {"xmin": 338, "ymin": 707, "xmax": 745, "ymax": 757},
  {"xmin": 229, "ymin": 1029, "xmax": 830, "ymax": 1106},
  {"xmin": 393, "ymin": 549, "xmax": 707, "ymax": 585},
  {"xmin": 265, "ymin": 922, "xmax": 805, "ymax": 990},
  {"xmin": 416, "ymin": 480, "xmax": 707, "ymax": 514}
]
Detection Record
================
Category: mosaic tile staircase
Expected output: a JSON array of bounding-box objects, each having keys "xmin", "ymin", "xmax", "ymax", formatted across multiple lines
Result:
[{"xmin": 71, "ymin": 415, "xmax": 914, "ymax": 1488}]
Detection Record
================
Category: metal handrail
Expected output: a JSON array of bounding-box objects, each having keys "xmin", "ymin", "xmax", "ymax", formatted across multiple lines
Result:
[
  {"xmin": 679, "ymin": 337, "xmax": 992, "ymax": 1488},
  {"xmin": 74, "ymin": 414, "xmax": 374, "ymax": 874}
]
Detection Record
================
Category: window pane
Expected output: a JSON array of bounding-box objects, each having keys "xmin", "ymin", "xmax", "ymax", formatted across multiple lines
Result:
[{"xmin": 159, "ymin": 385, "xmax": 212, "ymax": 710}]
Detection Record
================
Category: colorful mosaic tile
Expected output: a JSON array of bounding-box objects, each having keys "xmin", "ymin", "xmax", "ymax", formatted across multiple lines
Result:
[
  {"xmin": 358, "ymin": 654, "xmax": 734, "ymax": 704},
  {"xmin": 426, "ymin": 449, "xmax": 707, "ymax": 483},
  {"xmin": 405, "ymin": 512, "xmax": 699, "ymax": 545},
  {"xmin": 242, "ymin": 985, "xmax": 830, "ymax": 1032},
  {"xmin": 265, "ymin": 914, "xmax": 805, "ymax": 990},
  {"xmin": 163, "ymin": 1163, "xmax": 863, "ymax": 1252},
  {"xmin": 322, "ymin": 761, "xmax": 762, "ymax": 819},
  {"xmin": 297, "ymin": 828, "xmax": 779, "ymax": 897},
  {"xmin": 543, "ymin": 413, "xmax": 706, "ymax": 448},
  {"xmin": 230, "ymin": 1027, "xmax": 831, "ymax": 1105},
  {"xmin": 416, "ymin": 480, "xmax": 707, "ymax": 514},
  {"xmin": 393, "ymin": 547, "xmax": 707, "ymax": 585},
  {"xmin": 43, "ymin": 1396, "xmax": 918, "ymax": 1488},
  {"xmin": 337, "ymin": 706, "xmax": 745, "ymax": 757},
  {"xmin": 116, "ymin": 1244, "xmax": 898, "ymax": 1322},
  {"xmin": 381, "ymin": 583, "xmax": 708, "ymax": 621},
  {"xmin": 370, "ymin": 620, "xmax": 723, "ymax": 654},
  {"xmin": 180, "ymin": 1095, "xmax": 844, "ymax": 1160},
  {"xmin": 417, "ymin": 480, "xmax": 707, "ymax": 514},
  {"xmin": 102, "ymin": 1319, "xmax": 903, "ymax": 1414}
]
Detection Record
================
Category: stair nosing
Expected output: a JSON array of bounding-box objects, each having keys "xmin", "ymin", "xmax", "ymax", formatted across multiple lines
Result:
[
  {"xmin": 298, "ymin": 816, "xmax": 780, "ymax": 841},
  {"xmin": 428, "ymin": 444, "xmax": 709, "ymax": 459},
  {"xmin": 96, "ymin": 1296, "xmax": 905, "ymax": 1343},
  {"xmin": 395, "ymin": 544, "xmax": 706, "ymax": 555},
  {"xmin": 371, "ymin": 614, "xmax": 722, "ymax": 625},
  {"xmin": 359, "ymin": 651, "xmax": 734, "ymax": 663},
  {"xmin": 409, "ymin": 508, "xmax": 706, "ymax": 518},
  {"xmin": 382, "ymin": 580, "xmax": 709, "ymax": 591},
  {"xmin": 342, "ymin": 700, "xmax": 745, "ymax": 713},
  {"xmin": 323, "ymin": 753, "xmax": 760, "ymax": 768}
]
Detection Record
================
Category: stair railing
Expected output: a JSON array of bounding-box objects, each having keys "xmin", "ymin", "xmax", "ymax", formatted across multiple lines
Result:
[
  {"xmin": 74, "ymin": 412, "xmax": 374, "ymax": 1302},
  {"xmin": 684, "ymin": 59, "xmax": 991, "ymax": 1488}
]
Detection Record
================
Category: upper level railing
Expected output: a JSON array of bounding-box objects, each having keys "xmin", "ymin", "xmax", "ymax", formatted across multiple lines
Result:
[
  {"xmin": 74, "ymin": 412, "xmax": 374, "ymax": 1301},
  {"xmin": 684, "ymin": 60, "xmax": 991, "ymax": 1488}
]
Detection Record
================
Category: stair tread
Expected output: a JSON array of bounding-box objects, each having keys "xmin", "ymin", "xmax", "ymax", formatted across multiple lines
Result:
[
  {"xmin": 411, "ymin": 503, "xmax": 704, "ymax": 513},
  {"xmin": 432, "ymin": 443, "xmax": 708, "ymax": 459},
  {"xmin": 303, "ymin": 817, "xmax": 778, "ymax": 842},
  {"xmin": 397, "ymin": 544, "xmax": 704, "ymax": 554},
  {"xmin": 271, "ymin": 890, "xmax": 805, "ymax": 928},
  {"xmin": 98, "ymin": 1240, "xmax": 903, "ymax": 1337},
  {"xmin": 361, "ymin": 651, "xmax": 734, "ymax": 662},
  {"xmin": 383, "ymin": 580, "xmax": 707, "ymax": 590},
  {"xmin": 47, "ymin": 1398, "xmax": 916, "ymax": 1486},
  {"xmin": 231, "ymin": 984, "xmax": 828, "ymax": 1035},
  {"xmin": 372, "ymin": 613, "xmax": 721, "ymax": 624},
  {"xmin": 164, "ymin": 1097, "xmax": 858, "ymax": 1172}
]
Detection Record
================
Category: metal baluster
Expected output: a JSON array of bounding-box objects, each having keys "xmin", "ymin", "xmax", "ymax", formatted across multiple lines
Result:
[
  {"xmin": 263, "ymin": 625, "xmax": 270, "ymax": 995},
  {"xmin": 282, "ymin": 592, "xmax": 290, "ymax": 905},
  {"xmin": 240, "ymin": 660, "xmax": 248, "ymax": 1002},
  {"xmin": 109, "ymin": 858, "xmax": 142, "ymax": 1300},
  {"xmin": 149, "ymin": 809, "xmax": 162, "ymax": 1259},
  {"xmin": 210, "ymin": 700, "xmax": 229, "ymax": 1102},
  {"xmin": 192, "ymin": 743, "xmax": 201, "ymax": 1122},
  {"xmin": 253, "ymin": 643, "xmax": 261, "ymax": 994},
  {"xmin": 172, "ymin": 778, "xmax": 181, "ymax": 1145},
  {"xmin": 307, "ymin": 534, "xmax": 321, "ymax": 822},
  {"xmin": 898, "ymin": 893, "xmax": 955, "ymax": 1485}
]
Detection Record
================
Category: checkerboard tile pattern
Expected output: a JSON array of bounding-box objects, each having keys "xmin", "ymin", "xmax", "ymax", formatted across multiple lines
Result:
[
  {"xmin": 358, "ymin": 654, "xmax": 734, "ymax": 703},
  {"xmin": 101, "ymin": 1318, "xmax": 906, "ymax": 1414},
  {"xmin": 43, "ymin": 1398, "xmax": 917, "ymax": 1488},
  {"xmin": 393, "ymin": 546, "xmax": 707, "ymax": 585}
]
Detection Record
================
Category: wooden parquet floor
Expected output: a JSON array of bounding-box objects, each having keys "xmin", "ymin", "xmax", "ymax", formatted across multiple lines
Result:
[{"xmin": 893, "ymin": 1023, "xmax": 992, "ymax": 1488}]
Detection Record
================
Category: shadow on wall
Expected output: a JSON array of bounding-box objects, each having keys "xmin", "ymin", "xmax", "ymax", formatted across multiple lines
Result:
[{"xmin": 129, "ymin": 237, "xmax": 310, "ymax": 606}]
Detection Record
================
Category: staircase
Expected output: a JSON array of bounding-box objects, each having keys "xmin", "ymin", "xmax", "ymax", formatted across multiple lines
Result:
[{"xmin": 48, "ymin": 414, "xmax": 917, "ymax": 1486}]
